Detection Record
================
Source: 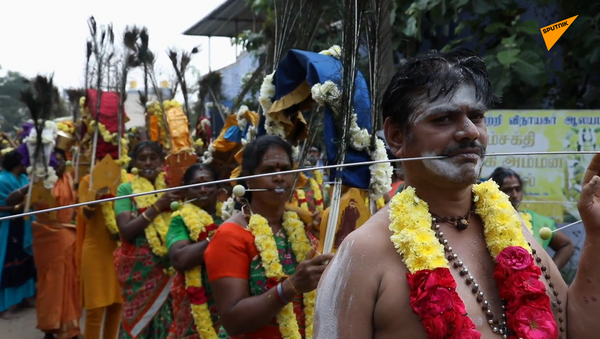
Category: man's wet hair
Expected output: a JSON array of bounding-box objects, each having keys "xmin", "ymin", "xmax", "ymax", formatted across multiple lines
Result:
[{"xmin": 381, "ymin": 47, "xmax": 499, "ymax": 133}]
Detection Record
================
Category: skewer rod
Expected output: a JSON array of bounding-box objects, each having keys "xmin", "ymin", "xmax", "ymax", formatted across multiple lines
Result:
[{"xmin": 0, "ymin": 150, "xmax": 597, "ymax": 222}]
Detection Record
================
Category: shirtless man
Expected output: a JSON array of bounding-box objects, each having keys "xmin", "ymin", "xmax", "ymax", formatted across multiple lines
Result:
[{"xmin": 314, "ymin": 47, "xmax": 600, "ymax": 338}]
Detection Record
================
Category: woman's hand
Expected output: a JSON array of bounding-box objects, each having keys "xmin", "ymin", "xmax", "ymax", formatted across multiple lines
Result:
[
  {"xmin": 305, "ymin": 211, "xmax": 322, "ymax": 239},
  {"xmin": 155, "ymin": 191, "xmax": 183, "ymax": 211},
  {"xmin": 288, "ymin": 249, "xmax": 334, "ymax": 294}
]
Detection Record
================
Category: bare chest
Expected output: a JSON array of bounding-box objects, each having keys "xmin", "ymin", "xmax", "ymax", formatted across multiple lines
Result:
[{"xmin": 373, "ymin": 226, "xmax": 564, "ymax": 339}]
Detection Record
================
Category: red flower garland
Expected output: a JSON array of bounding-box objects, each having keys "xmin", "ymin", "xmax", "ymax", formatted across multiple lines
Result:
[
  {"xmin": 494, "ymin": 246, "xmax": 557, "ymax": 339},
  {"xmin": 407, "ymin": 268, "xmax": 481, "ymax": 339}
]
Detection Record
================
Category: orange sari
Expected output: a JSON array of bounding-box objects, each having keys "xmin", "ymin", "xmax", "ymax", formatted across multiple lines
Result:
[{"xmin": 32, "ymin": 172, "xmax": 82, "ymax": 338}]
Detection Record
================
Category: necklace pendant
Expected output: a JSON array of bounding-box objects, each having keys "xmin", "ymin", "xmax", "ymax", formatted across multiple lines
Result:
[{"xmin": 457, "ymin": 219, "xmax": 469, "ymax": 231}]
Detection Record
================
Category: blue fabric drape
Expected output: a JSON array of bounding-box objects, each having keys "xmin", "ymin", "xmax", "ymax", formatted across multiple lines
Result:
[{"xmin": 259, "ymin": 49, "xmax": 373, "ymax": 189}]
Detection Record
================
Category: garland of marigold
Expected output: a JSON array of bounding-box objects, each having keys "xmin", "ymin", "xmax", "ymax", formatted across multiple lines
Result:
[
  {"xmin": 389, "ymin": 180, "xmax": 556, "ymax": 338},
  {"xmin": 131, "ymin": 172, "xmax": 170, "ymax": 257},
  {"xmin": 100, "ymin": 169, "xmax": 131, "ymax": 241},
  {"xmin": 308, "ymin": 178, "xmax": 323, "ymax": 212},
  {"xmin": 294, "ymin": 190, "xmax": 309, "ymax": 211},
  {"xmin": 248, "ymin": 212, "xmax": 316, "ymax": 339},
  {"xmin": 173, "ymin": 203, "xmax": 219, "ymax": 339}
]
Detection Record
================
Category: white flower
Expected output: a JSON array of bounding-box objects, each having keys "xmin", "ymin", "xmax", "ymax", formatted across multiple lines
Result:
[
  {"xmin": 236, "ymin": 105, "xmax": 249, "ymax": 132},
  {"xmin": 319, "ymin": 45, "xmax": 342, "ymax": 59},
  {"xmin": 292, "ymin": 146, "xmax": 299, "ymax": 159},
  {"xmin": 221, "ymin": 197, "xmax": 236, "ymax": 219},
  {"xmin": 259, "ymin": 72, "xmax": 276, "ymax": 113}
]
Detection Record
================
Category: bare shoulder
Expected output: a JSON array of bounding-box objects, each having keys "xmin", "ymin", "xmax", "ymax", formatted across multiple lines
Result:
[{"xmin": 314, "ymin": 206, "xmax": 420, "ymax": 339}]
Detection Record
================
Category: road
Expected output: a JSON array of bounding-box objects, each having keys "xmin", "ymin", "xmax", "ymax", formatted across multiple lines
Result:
[{"xmin": 0, "ymin": 307, "xmax": 86, "ymax": 339}]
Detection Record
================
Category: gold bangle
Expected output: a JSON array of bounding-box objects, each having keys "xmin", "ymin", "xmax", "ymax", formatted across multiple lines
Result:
[
  {"xmin": 141, "ymin": 212, "xmax": 152, "ymax": 222},
  {"xmin": 152, "ymin": 203, "xmax": 160, "ymax": 211},
  {"xmin": 287, "ymin": 278, "xmax": 300, "ymax": 295}
]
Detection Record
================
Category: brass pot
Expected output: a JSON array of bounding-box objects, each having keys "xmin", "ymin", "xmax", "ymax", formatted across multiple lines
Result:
[{"xmin": 56, "ymin": 130, "xmax": 75, "ymax": 151}]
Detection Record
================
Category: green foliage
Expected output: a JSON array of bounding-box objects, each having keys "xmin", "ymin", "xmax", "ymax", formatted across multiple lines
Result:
[
  {"xmin": 393, "ymin": 0, "xmax": 599, "ymax": 109},
  {"xmin": 0, "ymin": 70, "xmax": 29, "ymax": 134},
  {"xmin": 235, "ymin": 0, "xmax": 599, "ymax": 109}
]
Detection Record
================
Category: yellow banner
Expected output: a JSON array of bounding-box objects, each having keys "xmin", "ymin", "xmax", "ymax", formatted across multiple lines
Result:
[{"xmin": 481, "ymin": 111, "xmax": 600, "ymax": 223}]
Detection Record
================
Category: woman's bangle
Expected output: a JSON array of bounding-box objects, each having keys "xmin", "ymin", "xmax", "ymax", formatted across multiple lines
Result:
[
  {"xmin": 276, "ymin": 283, "xmax": 290, "ymax": 305},
  {"xmin": 206, "ymin": 237, "xmax": 212, "ymax": 243},
  {"xmin": 287, "ymin": 278, "xmax": 300, "ymax": 295},
  {"xmin": 152, "ymin": 203, "xmax": 160, "ymax": 211},
  {"xmin": 141, "ymin": 212, "xmax": 152, "ymax": 222}
]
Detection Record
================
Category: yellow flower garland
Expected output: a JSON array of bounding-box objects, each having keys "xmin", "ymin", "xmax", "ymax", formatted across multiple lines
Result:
[
  {"xmin": 131, "ymin": 172, "xmax": 171, "ymax": 257},
  {"xmin": 216, "ymin": 201, "xmax": 223, "ymax": 218},
  {"xmin": 295, "ymin": 189, "xmax": 309, "ymax": 211},
  {"xmin": 88, "ymin": 120, "xmax": 118, "ymax": 145},
  {"xmin": 389, "ymin": 179, "xmax": 531, "ymax": 273},
  {"xmin": 100, "ymin": 169, "xmax": 132, "ymax": 241},
  {"xmin": 309, "ymin": 178, "xmax": 323, "ymax": 212},
  {"xmin": 520, "ymin": 211, "xmax": 534, "ymax": 233},
  {"xmin": 248, "ymin": 211, "xmax": 316, "ymax": 339},
  {"xmin": 172, "ymin": 203, "xmax": 219, "ymax": 339}
]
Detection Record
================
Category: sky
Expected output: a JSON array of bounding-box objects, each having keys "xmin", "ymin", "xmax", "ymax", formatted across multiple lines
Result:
[{"xmin": 0, "ymin": 0, "xmax": 237, "ymax": 91}]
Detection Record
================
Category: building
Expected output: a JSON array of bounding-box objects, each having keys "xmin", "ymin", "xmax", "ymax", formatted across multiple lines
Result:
[{"xmin": 124, "ymin": 81, "xmax": 173, "ymax": 129}]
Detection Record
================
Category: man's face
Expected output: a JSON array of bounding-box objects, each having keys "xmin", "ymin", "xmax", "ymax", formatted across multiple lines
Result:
[
  {"xmin": 385, "ymin": 84, "xmax": 488, "ymax": 185},
  {"xmin": 500, "ymin": 176, "xmax": 523, "ymax": 209}
]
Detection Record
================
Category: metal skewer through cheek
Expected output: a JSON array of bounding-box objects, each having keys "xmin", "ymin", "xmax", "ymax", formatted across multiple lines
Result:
[{"xmin": 0, "ymin": 150, "xmax": 597, "ymax": 223}]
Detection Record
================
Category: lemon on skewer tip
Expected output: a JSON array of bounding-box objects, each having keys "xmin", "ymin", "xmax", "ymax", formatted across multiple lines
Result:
[
  {"xmin": 232, "ymin": 185, "xmax": 246, "ymax": 197},
  {"xmin": 538, "ymin": 227, "xmax": 553, "ymax": 241},
  {"xmin": 170, "ymin": 201, "xmax": 181, "ymax": 211}
]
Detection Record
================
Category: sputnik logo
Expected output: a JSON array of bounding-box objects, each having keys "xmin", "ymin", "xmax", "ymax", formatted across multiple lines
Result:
[{"xmin": 540, "ymin": 15, "xmax": 578, "ymax": 51}]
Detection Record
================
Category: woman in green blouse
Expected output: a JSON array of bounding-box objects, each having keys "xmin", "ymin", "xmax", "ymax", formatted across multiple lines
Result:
[{"xmin": 167, "ymin": 163, "xmax": 226, "ymax": 338}]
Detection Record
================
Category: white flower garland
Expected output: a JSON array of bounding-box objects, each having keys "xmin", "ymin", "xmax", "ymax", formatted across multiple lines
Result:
[
  {"xmin": 25, "ymin": 120, "xmax": 60, "ymax": 189},
  {"xmin": 220, "ymin": 197, "xmax": 236, "ymax": 219},
  {"xmin": 311, "ymin": 46, "xmax": 393, "ymax": 201},
  {"xmin": 259, "ymin": 72, "xmax": 286, "ymax": 139},
  {"xmin": 255, "ymin": 44, "xmax": 393, "ymax": 201}
]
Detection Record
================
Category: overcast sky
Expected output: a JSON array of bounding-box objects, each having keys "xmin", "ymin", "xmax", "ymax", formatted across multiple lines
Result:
[{"xmin": 0, "ymin": 0, "xmax": 237, "ymax": 91}]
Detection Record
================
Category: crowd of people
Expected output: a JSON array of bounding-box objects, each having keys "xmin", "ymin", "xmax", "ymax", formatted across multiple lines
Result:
[{"xmin": 0, "ymin": 46, "xmax": 597, "ymax": 339}]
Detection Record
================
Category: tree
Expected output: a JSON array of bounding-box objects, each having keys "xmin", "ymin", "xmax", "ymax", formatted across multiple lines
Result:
[
  {"xmin": 236, "ymin": 0, "xmax": 600, "ymax": 110},
  {"xmin": 391, "ymin": 0, "xmax": 600, "ymax": 109},
  {"xmin": 0, "ymin": 67, "xmax": 29, "ymax": 134}
]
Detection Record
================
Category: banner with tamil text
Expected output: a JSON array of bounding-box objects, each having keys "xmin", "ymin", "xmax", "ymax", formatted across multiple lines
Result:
[{"xmin": 481, "ymin": 111, "xmax": 600, "ymax": 223}]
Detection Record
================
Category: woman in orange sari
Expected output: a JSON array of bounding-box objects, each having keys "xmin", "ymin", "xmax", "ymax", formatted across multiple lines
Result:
[
  {"xmin": 205, "ymin": 135, "xmax": 333, "ymax": 338},
  {"xmin": 31, "ymin": 148, "xmax": 82, "ymax": 339}
]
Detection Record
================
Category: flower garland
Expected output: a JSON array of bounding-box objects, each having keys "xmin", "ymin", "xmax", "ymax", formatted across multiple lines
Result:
[
  {"xmin": 131, "ymin": 172, "xmax": 171, "ymax": 257},
  {"xmin": 115, "ymin": 138, "xmax": 131, "ymax": 166},
  {"xmin": 248, "ymin": 211, "xmax": 316, "ymax": 339},
  {"xmin": 294, "ymin": 189, "xmax": 309, "ymax": 211},
  {"xmin": 101, "ymin": 169, "xmax": 131, "ymax": 239},
  {"xmin": 220, "ymin": 197, "xmax": 235, "ymax": 219},
  {"xmin": 57, "ymin": 122, "xmax": 75, "ymax": 134},
  {"xmin": 259, "ymin": 71, "xmax": 286, "ymax": 139},
  {"xmin": 172, "ymin": 203, "xmax": 219, "ymax": 339},
  {"xmin": 88, "ymin": 120, "xmax": 119, "ymax": 145},
  {"xmin": 388, "ymin": 180, "xmax": 557, "ymax": 338},
  {"xmin": 310, "ymin": 79, "xmax": 392, "ymax": 202},
  {"xmin": 216, "ymin": 201, "xmax": 223, "ymax": 218},
  {"xmin": 309, "ymin": 177, "xmax": 323, "ymax": 212},
  {"xmin": 24, "ymin": 120, "xmax": 59, "ymax": 188},
  {"xmin": 148, "ymin": 101, "xmax": 169, "ymax": 146}
]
